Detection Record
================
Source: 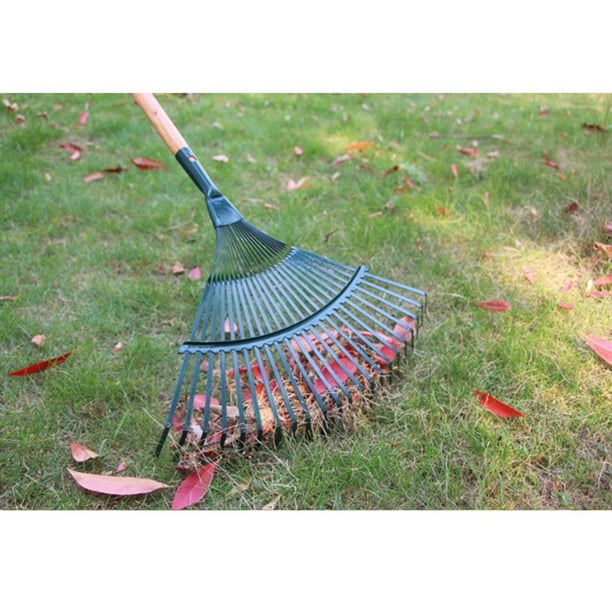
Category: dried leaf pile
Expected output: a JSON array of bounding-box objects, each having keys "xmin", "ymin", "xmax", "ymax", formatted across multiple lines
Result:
[{"xmin": 171, "ymin": 317, "xmax": 416, "ymax": 473}]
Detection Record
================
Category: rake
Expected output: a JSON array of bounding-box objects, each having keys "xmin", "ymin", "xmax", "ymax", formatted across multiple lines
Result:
[{"xmin": 133, "ymin": 93, "xmax": 427, "ymax": 458}]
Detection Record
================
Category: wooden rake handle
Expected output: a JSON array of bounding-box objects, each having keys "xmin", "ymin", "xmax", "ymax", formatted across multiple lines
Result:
[{"xmin": 132, "ymin": 93, "xmax": 188, "ymax": 155}]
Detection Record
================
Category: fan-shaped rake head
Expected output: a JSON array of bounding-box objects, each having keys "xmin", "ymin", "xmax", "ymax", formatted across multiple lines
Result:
[{"xmin": 157, "ymin": 217, "xmax": 426, "ymax": 459}]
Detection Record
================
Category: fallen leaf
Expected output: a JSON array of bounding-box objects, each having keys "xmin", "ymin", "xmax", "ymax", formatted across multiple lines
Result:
[
  {"xmin": 450, "ymin": 163, "xmax": 458, "ymax": 178},
  {"xmin": 581, "ymin": 123, "xmax": 607, "ymax": 134},
  {"xmin": 0, "ymin": 296, "xmax": 18, "ymax": 301},
  {"xmin": 594, "ymin": 242, "xmax": 612, "ymax": 257},
  {"xmin": 67, "ymin": 468, "xmax": 169, "ymax": 496},
  {"xmin": 130, "ymin": 157, "xmax": 165, "ymax": 170},
  {"xmin": 392, "ymin": 316, "xmax": 415, "ymax": 347},
  {"xmin": 542, "ymin": 151, "xmax": 560, "ymax": 169},
  {"xmin": 171, "ymin": 261, "xmax": 185, "ymax": 275},
  {"xmin": 111, "ymin": 342, "xmax": 123, "ymax": 352},
  {"xmin": 224, "ymin": 318, "xmax": 238, "ymax": 334},
  {"xmin": 456, "ymin": 146, "xmax": 478, "ymax": 157},
  {"xmin": 212, "ymin": 154, "xmax": 229, "ymax": 162},
  {"xmin": 345, "ymin": 141, "xmax": 373, "ymax": 151},
  {"xmin": 436, "ymin": 206, "xmax": 452, "ymax": 216},
  {"xmin": 246, "ymin": 153, "xmax": 257, "ymax": 163},
  {"xmin": 44, "ymin": 172, "xmax": 52, "ymax": 182},
  {"xmin": 15, "ymin": 114, "xmax": 26, "ymax": 124},
  {"xmin": 483, "ymin": 191, "xmax": 490, "ymax": 208},
  {"xmin": 70, "ymin": 442, "xmax": 99, "ymax": 462},
  {"xmin": 3, "ymin": 98, "xmax": 18, "ymax": 111},
  {"xmin": 229, "ymin": 477, "xmax": 252, "ymax": 495},
  {"xmin": 557, "ymin": 302, "xmax": 575, "ymax": 310},
  {"xmin": 331, "ymin": 153, "xmax": 351, "ymax": 167},
  {"xmin": 171, "ymin": 461, "xmax": 219, "ymax": 510},
  {"xmin": 116, "ymin": 461, "xmax": 127, "ymax": 473},
  {"xmin": 584, "ymin": 336, "xmax": 612, "ymax": 366},
  {"xmin": 369, "ymin": 211, "xmax": 384, "ymax": 218},
  {"xmin": 314, "ymin": 357, "xmax": 358, "ymax": 394},
  {"xmin": 83, "ymin": 172, "xmax": 104, "ymax": 183},
  {"xmin": 384, "ymin": 165, "xmax": 400, "ymax": 176},
  {"xmin": 286, "ymin": 177, "xmax": 309, "ymax": 191},
  {"xmin": 584, "ymin": 291, "xmax": 609, "ymax": 299},
  {"xmin": 605, "ymin": 223, "xmax": 612, "ymax": 234},
  {"xmin": 8, "ymin": 351, "xmax": 72, "ymax": 376},
  {"xmin": 262, "ymin": 495, "xmax": 281, "ymax": 510},
  {"xmin": 78, "ymin": 111, "xmax": 88, "ymax": 125},
  {"xmin": 593, "ymin": 275, "xmax": 612, "ymax": 287},
  {"xmin": 475, "ymin": 300, "xmax": 511, "ymax": 312},
  {"xmin": 522, "ymin": 266, "xmax": 537, "ymax": 284},
  {"xmin": 60, "ymin": 142, "xmax": 83, "ymax": 160},
  {"xmin": 331, "ymin": 172, "xmax": 341, "ymax": 182},
  {"xmin": 564, "ymin": 201, "xmax": 579, "ymax": 214},
  {"xmin": 404, "ymin": 177, "xmax": 416, "ymax": 188},
  {"xmin": 473, "ymin": 390, "xmax": 524, "ymax": 418},
  {"xmin": 293, "ymin": 146, "xmax": 303, "ymax": 156},
  {"xmin": 103, "ymin": 166, "xmax": 128, "ymax": 174},
  {"xmin": 561, "ymin": 280, "xmax": 574, "ymax": 292},
  {"xmin": 188, "ymin": 266, "xmax": 201, "ymax": 280},
  {"xmin": 31, "ymin": 334, "xmax": 46, "ymax": 348},
  {"xmin": 539, "ymin": 106, "xmax": 549, "ymax": 116}
]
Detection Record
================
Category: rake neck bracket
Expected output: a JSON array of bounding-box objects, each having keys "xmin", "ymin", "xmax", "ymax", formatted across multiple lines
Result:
[{"xmin": 176, "ymin": 147, "xmax": 243, "ymax": 228}]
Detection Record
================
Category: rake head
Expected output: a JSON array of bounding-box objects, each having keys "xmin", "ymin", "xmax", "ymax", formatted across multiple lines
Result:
[
  {"xmin": 158, "ymin": 213, "xmax": 426, "ymax": 461},
  {"xmin": 131, "ymin": 94, "xmax": 427, "ymax": 461}
]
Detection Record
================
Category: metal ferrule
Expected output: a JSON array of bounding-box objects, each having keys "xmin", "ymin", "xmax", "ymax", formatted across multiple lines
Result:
[{"xmin": 176, "ymin": 147, "xmax": 243, "ymax": 228}]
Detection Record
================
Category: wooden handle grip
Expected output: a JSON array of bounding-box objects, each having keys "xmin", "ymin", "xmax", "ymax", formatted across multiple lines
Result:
[{"xmin": 132, "ymin": 93, "xmax": 188, "ymax": 155}]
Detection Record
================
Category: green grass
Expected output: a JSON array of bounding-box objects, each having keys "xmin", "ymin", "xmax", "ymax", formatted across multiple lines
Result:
[{"xmin": 1, "ymin": 93, "xmax": 610, "ymax": 510}]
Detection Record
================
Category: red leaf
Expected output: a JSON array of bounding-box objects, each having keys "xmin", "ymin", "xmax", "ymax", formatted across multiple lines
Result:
[
  {"xmin": 392, "ymin": 316, "xmax": 415, "ymax": 347},
  {"xmin": 473, "ymin": 390, "xmax": 524, "ymax": 418},
  {"xmin": 605, "ymin": 223, "xmax": 612, "ymax": 234},
  {"xmin": 67, "ymin": 468, "xmax": 169, "ymax": 496},
  {"xmin": 187, "ymin": 266, "xmax": 201, "ymax": 280},
  {"xmin": 293, "ymin": 146, "xmax": 303, "ymax": 157},
  {"xmin": 83, "ymin": 172, "xmax": 104, "ymax": 183},
  {"xmin": 345, "ymin": 141, "xmax": 373, "ymax": 152},
  {"xmin": 456, "ymin": 146, "xmax": 478, "ymax": 157},
  {"xmin": 557, "ymin": 302, "xmax": 575, "ymax": 310},
  {"xmin": 584, "ymin": 336, "xmax": 612, "ymax": 366},
  {"xmin": 103, "ymin": 166, "xmax": 128, "ymax": 174},
  {"xmin": 475, "ymin": 300, "xmax": 511, "ymax": 312},
  {"xmin": 70, "ymin": 442, "xmax": 99, "ymax": 462},
  {"xmin": 593, "ymin": 275, "xmax": 612, "ymax": 287},
  {"xmin": 130, "ymin": 157, "xmax": 165, "ymax": 170},
  {"xmin": 436, "ymin": 206, "xmax": 452, "ymax": 216},
  {"xmin": 212, "ymin": 154, "xmax": 229, "ymax": 163},
  {"xmin": 561, "ymin": 280, "xmax": 574, "ymax": 293},
  {"xmin": 8, "ymin": 351, "xmax": 72, "ymax": 376},
  {"xmin": 404, "ymin": 177, "xmax": 416, "ymax": 188},
  {"xmin": 78, "ymin": 111, "xmax": 88, "ymax": 125},
  {"xmin": 171, "ymin": 461, "xmax": 219, "ymax": 510},
  {"xmin": 593, "ymin": 242, "xmax": 612, "ymax": 257},
  {"xmin": 450, "ymin": 163, "xmax": 458, "ymax": 178},
  {"xmin": 286, "ymin": 177, "xmax": 309, "ymax": 191},
  {"xmin": 314, "ymin": 357, "xmax": 358, "ymax": 394},
  {"xmin": 543, "ymin": 159, "xmax": 560, "ymax": 169},
  {"xmin": 60, "ymin": 142, "xmax": 83, "ymax": 160}
]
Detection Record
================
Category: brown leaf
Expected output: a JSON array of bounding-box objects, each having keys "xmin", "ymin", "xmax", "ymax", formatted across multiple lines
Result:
[
  {"xmin": 3, "ymin": 98, "xmax": 18, "ymax": 111},
  {"xmin": 130, "ymin": 157, "xmax": 165, "ymax": 170},
  {"xmin": 475, "ymin": 300, "xmax": 511, "ymax": 312},
  {"xmin": 171, "ymin": 261, "xmax": 185, "ymax": 275},
  {"xmin": 15, "ymin": 114, "xmax": 26, "ymax": 124},
  {"xmin": 564, "ymin": 201, "xmax": 579, "ymax": 214},
  {"xmin": 436, "ymin": 206, "xmax": 452, "ymax": 216},
  {"xmin": 262, "ymin": 495, "xmax": 281, "ymax": 510},
  {"xmin": 594, "ymin": 242, "xmax": 612, "ymax": 257},
  {"xmin": 70, "ymin": 442, "xmax": 99, "ymax": 462},
  {"xmin": 31, "ymin": 334, "xmax": 46, "ymax": 347},
  {"xmin": 581, "ymin": 123, "xmax": 607, "ymax": 134}
]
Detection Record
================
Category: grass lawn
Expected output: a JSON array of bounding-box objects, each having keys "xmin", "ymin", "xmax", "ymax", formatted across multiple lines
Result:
[{"xmin": 1, "ymin": 92, "xmax": 610, "ymax": 510}]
